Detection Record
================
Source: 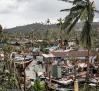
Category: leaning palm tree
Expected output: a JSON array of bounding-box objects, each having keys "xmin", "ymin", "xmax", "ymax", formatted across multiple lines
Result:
[{"xmin": 60, "ymin": 0, "xmax": 99, "ymax": 82}]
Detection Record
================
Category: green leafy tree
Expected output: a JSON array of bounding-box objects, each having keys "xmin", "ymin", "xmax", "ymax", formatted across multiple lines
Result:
[
  {"xmin": 0, "ymin": 25, "xmax": 9, "ymax": 43},
  {"xmin": 60, "ymin": 0, "xmax": 99, "ymax": 82},
  {"xmin": 2, "ymin": 45, "xmax": 12, "ymax": 62}
]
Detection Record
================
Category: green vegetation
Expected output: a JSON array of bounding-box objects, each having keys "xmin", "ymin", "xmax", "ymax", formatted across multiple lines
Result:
[
  {"xmin": 37, "ymin": 40, "xmax": 46, "ymax": 43},
  {"xmin": 33, "ymin": 79, "xmax": 45, "ymax": 91},
  {"xmin": 29, "ymin": 70, "xmax": 46, "ymax": 91},
  {"xmin": 0, "ymin": 24, "xmax": 3, "ymax": 33},
  {"xmin": 0, "ymin": 45, "xmax": 20, "ymax": 89},
  {"xmin": 0, "ymin": 31, "xmax": 9, "ymax": 43},
  {"xmin": 80, "ymin": 83, "xmax": 99, "ymax": 91}
]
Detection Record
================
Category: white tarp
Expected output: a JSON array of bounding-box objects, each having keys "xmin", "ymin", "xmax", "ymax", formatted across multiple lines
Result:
[
  {"xmin": 0, "ymin": 54, "xmax": 4, "ymax": 57},
  {"xmin": 78, "ymin": 63, "xmax": 87, "ymax": 68}
]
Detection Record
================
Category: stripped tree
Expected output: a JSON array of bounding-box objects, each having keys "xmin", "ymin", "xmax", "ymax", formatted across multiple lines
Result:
[{"xmin": 57, "ymin": 18, "xmax": 64, "ymax": 42}]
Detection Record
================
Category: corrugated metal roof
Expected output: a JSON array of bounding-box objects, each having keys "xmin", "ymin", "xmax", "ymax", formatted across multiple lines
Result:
[{"xmin": 51, "ymin": 51, "xmax": 97, "ymax": 57}]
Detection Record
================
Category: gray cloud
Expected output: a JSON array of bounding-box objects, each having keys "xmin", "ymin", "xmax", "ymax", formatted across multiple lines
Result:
[
  {"xmin": 0, "ymin": 0, "xmax": 99, "ymax": 28},
  {"xmin": 16, "ymin": 0, "xmax": 31, "ymax": 3},
  {"xmin": 0, "ymin": 9, "xmax": 12, "ymax": 14}
]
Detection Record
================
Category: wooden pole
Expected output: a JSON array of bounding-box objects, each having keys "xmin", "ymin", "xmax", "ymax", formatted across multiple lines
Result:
[
  {"xmin": 14, "ymin": 62, "xmax": 15, "ymax": 78},
  {"xmin": 86, "ymin": 49, "xmax": 90, "ymax": 82},
  {"xmin": 74, "ymin": 80, "xmax": 79, "ymax": 91},
  {"xmin": 24, "ymin": 53, "xmax": 26, "ymax": 91},
  {"xmin": 31, "ymin": 30, "xmax": 34, "ymax": 49}
]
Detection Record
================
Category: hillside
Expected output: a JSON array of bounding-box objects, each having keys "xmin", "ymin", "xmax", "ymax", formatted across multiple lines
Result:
[
  {"xmin": 4, "ymin": 22, "xmax": 99, "ymax": 34},
  {"xmin": 4, "ymin": 23, "xmax": 57, "ymax": 34}
]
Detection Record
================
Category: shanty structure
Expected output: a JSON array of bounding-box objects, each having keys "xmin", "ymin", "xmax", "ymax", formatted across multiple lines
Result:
[{"xmin": 50, "ymin": 51, "xmax": 97, "ymax": 64}]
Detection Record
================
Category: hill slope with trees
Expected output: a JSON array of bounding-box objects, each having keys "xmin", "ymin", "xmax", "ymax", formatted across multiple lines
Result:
[{"xmin": 4, "ymin": 22, "xmax": 99, "ymax": 34}]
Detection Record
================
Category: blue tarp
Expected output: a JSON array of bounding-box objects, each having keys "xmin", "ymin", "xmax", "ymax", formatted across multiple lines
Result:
[
  {"xmin": 85, "ymin": 56, "xmax": 88, "ymax": 59},
  {"xmin": 62, "ymin": 68, "xmax": 65, "ymax": 71},
  {"xmin": 45, "ymin": 47, "xmax": 51, "ymax": 49},
  {"xmin": 29, "ymin": 77, "xmax": 45, "ymax": 81},
  {"xmin": 0, "ymin": 43, "xmax": 6, "ymax": 46},
  {"xmin": 56, "ymin": 57, "xmax": 61, "ymax": 61},
  {"xmin": 26, "ymin": 82, "xmax": 29, "ymax": 86},
  {"xmin": 14, "ymin": 58, "xmax": 32, "ymax": 61},
  {"xmin": 40, "ymin": 77, "xmax": 45, "ymax": 79},
  {"xmin": 45, "ymin": 46, "xmax": 58, "ymax": 50},
  {"xmin": 28, "ymin": 77, "xmax": 34, "ymax": 79},
  {"xmin": 28, "ymin": 77, "xmax": 35, "ymax": 80},
  {"xmin": 33, "ymin": 48, "xmax": 40, "ymax": 52},
  {"xmin": 57, "ymin": 88, "xmax": 74, "ymax": 90},
  {"xmin": 52, "ymin": 63, "xmax": 54, "ymax": 65}
]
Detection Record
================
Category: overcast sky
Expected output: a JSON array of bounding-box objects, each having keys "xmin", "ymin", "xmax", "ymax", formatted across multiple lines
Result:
[{"xmin": 0, "ymin": 0, "xmax": 99, "ymax": 28}]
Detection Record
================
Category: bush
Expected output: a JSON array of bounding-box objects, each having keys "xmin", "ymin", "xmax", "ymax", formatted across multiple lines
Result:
[
  {"xmin": 0, "ymin": 70, "xmax": 3, "ymax": 75},
  {"xmin": 44, "ymin": 49, "xmax": 49, "ymax": 54}
]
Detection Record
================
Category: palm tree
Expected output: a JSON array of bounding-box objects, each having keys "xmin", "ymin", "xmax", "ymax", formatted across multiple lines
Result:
[
  {"xmin": 46, "ymin": 18, "xmax": 50, "ymax": 30},
  {"xmin": 60, "ymin": 0, "xmax": 99, "ymax": 82},
  {"xmin": 45, "ymin": 19, "xmax": 51, "ymax": 42},
  {"xmin": 57, "ymin": 18, "xmax": 64, "ymax": 41}
]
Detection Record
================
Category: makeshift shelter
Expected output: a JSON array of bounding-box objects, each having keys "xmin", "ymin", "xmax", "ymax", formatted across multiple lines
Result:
[{"xmin": 25, "ymin": 60, "xmax": 46, "ymax": 78}]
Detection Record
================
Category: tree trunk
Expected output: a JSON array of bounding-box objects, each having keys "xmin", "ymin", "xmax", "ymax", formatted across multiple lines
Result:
[
  {"xmin": 8, "ymin": 61, "xmax": 11, "ymax": 86},
  {"xmin": 86, "ymin": 49, "xmax": 90, "ymax": 83},
  {"xmin": 8, "ymin": 54, "xmax": 12, "ymax": 88},
  {"xmin": 31, "ymin": 31, "xmax": 34, "ymax": 49},
  {"xmin": 14, "ymin": 62, "xmax": 15, "ymax": 78},
  {"xmin": 24, "ymin": 68, "xmax": 26, "ymax": 91},
  {"xmin": 24, "ymin": 54, "xmax": 26, "ymax": 91},
  {"xmin": 74, "ymin": 65, "xmax": 76, "ymax": 80},
  {"xmin": 60, "ymin": 27, "xmax": 62, "ymax": 43},
  {"xmin": 32, "ymin": 42, "xmax": 33, "ymax": 47}
]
